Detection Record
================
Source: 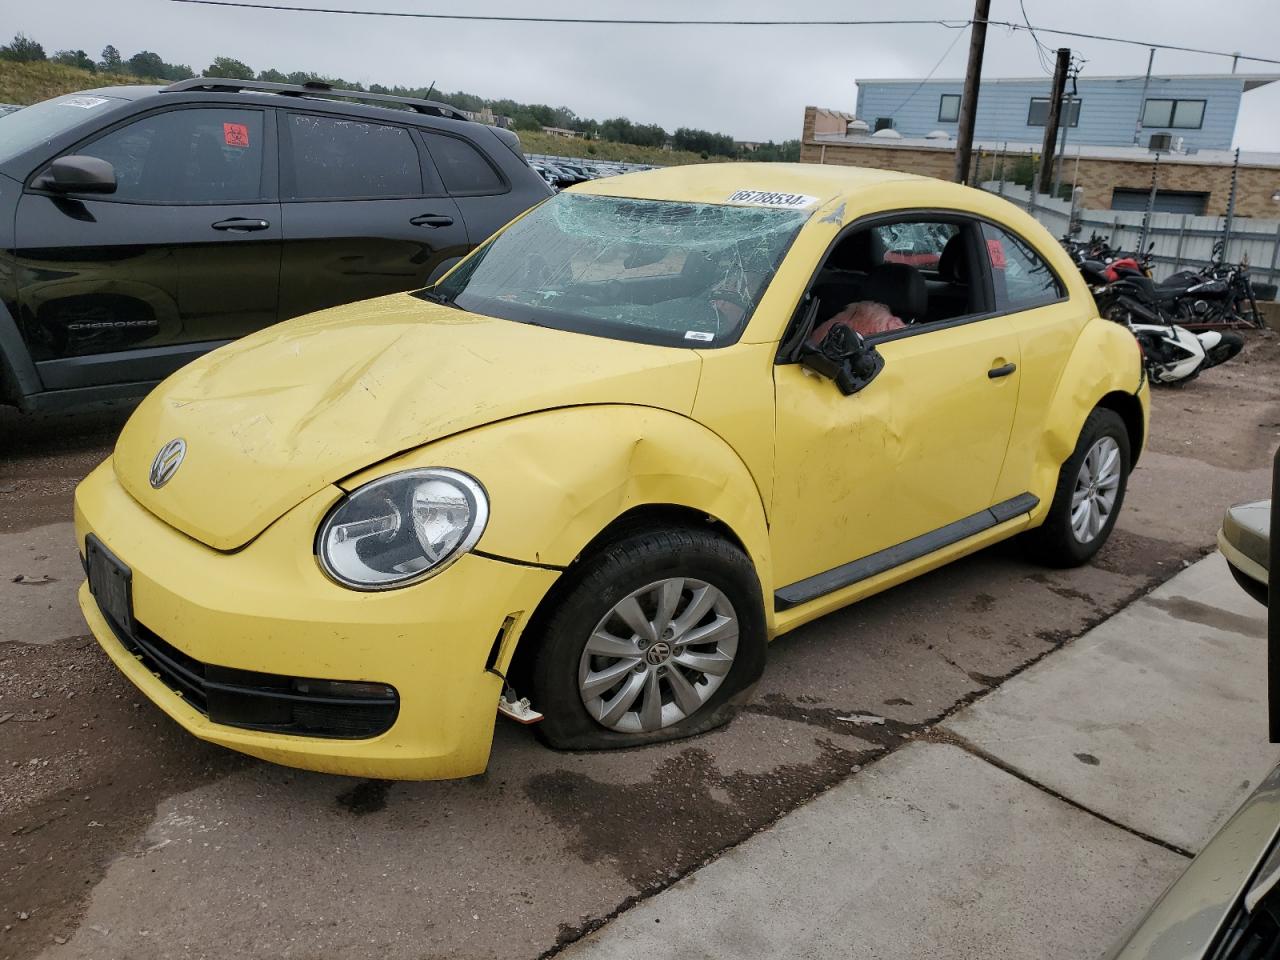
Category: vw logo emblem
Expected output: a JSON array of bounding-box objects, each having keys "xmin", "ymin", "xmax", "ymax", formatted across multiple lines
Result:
[
  {"xmin": 644, "ymin": 641, "xmax": 672, "ymax": 666},
  {"xmin": 149, "ymin": 438, "xmax": 187, "ymax": 489}
]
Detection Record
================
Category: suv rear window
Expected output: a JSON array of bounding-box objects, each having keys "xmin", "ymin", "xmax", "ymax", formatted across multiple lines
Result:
[
  {"xmin": 286, "ymin": 114, "xmax": 422, "ymax": 199},
  {"xmin": 420, "ymin": 131, "xmax": 504, "ymax": 195}
]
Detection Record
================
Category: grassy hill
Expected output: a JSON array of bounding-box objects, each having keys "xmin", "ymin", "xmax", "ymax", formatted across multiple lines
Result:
[
  {"xmin": 0, "ymin": 60, "xmax": 729, "ymax": 167},
  {"xmin": 0, "ymin": 59, "xmax": 150, "ymax": 105}
]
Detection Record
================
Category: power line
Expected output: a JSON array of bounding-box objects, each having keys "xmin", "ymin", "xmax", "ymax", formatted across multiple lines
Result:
[
  {"xmin": 164, "ymin": 0, "xmax": 1280, "ymax": 67},
  {"xmin": 891, "ymin": 26, "xmax": 969, "ymax": 114},
  {"xmin": 164, "ymin": 2, "xmax": 972, "ymax": 28},
  {"xmin": 1017, "ymin": 0, "xmax": 1055, "ymax": 75},
  {"xmin": 1000, "ymin": 22, "xmax": 1280, "ymax": 66}
]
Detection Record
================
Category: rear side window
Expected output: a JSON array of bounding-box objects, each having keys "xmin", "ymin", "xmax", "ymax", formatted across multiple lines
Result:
[
  {"xmin": 981, "ymin": 222, "xmax": 1063, "ymax": 312},
  {"xmin": 286, "ymin": 114, "xmax": 422, "ymax": 199},
  {"xmin": 420, "ymin": 131, "xmax": 504, "ymax": 195},
  {"xmin": 73, "ymin": 108, "xmax": 264, "ymax": 203}
]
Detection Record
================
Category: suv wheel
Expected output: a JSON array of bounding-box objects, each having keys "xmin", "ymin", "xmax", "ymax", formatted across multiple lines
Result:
[{"xmin": 531, "ymin": 527, "xmax": 766, "ymax": 750}]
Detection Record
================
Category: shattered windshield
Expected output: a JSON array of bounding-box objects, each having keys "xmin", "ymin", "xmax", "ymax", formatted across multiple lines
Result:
[{"xmin": 429, "ymin": 193, "xmax": 811, "ymax": 347}]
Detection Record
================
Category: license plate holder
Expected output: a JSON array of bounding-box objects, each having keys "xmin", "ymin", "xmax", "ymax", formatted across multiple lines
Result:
[{"xmin": 85, "ymin": 534, "xmax": 135, "ymax": 636}]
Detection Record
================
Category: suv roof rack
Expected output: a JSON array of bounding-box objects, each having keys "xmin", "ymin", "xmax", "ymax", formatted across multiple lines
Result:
[{"xmin": 159, "ymin": 77, "xmax": 471, "ymax": 121}]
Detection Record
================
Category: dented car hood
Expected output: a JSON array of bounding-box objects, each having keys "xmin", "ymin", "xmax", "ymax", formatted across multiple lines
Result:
[{"xmin": 113, "ymin": 294, "xmax": 703, "ymax": 551}]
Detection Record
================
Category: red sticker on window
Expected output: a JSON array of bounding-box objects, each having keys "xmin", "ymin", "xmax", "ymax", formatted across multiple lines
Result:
[
  {"xmin": 223, "ymin": 122, "xmax": 250, "ymax": 148},
  {"xmin": 987, "ymin": 238, "xmax": 1007, "ymax": 269}
]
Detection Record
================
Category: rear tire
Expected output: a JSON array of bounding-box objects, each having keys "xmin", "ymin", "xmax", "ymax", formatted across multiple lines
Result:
[
  {"xmin": 1024, "ymin": 408, "xmax": 1131, "ymax": 568},
  {"xmin": 530, "ymin": 527, "xmax": 766, "ymax": 750}
]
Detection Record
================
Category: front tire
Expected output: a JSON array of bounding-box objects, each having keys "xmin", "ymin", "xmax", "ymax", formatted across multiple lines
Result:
[
  {"xmin": 1024, "ymin": 408, "xmax": 1131, "ymax": 567},
  {"xmin": 531, "ymin": 527, "xmax": 766, "ymax": 750},
  {"xmin": 1202, "ymin": 331, "xmax": 1244, "ymax": 370}
]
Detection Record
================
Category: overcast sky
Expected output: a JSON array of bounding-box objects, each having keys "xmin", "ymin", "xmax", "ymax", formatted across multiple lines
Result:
[{"xmin": 13, "ymin": 0, "xmax": 1280, "ymax": 149}]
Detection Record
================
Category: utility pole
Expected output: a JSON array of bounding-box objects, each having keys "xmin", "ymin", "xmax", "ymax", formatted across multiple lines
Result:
[
  {"xmin": 1051, "ymin": 59, "xmax": 1080, "ymax": 199},
  {"xmin": 1133, "ymin": 47, "xmax": 1155, "ymax": 145},
  {"xmin": 1037, "ymin": 48, "xmax": 1071, "ymax": 196},
  {"xmin": 952, "ymin": 0, "xmax": 990, "ymax": 185}
]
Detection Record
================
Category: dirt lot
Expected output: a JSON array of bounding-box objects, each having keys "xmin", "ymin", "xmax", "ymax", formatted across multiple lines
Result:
[{"xmin": 1, "ymin": 331, "xmax": 1278, "ymax": 960}]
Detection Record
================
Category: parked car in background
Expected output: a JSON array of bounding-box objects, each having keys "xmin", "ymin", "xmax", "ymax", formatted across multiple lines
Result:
[
  {"xmin": 1220, "ymin": 499, "xmax": 1271, "ymax": 605},
  {"xmin": 0, "ymin": 78, "xmax": 552, "ymax": 411},
  {"xmin": 75, "ymin": 163, "xmax": 1147, "ymax": 780}
]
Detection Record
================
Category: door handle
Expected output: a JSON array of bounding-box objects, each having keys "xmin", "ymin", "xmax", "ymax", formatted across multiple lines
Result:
[
  {"xmin": 211, "ymin": 218, "xmax": 270, "ymax": 232},
  {"xmin": 409, "ymin": 214, "xmax": 455, "ymax": 228},
  {"xmin": 987, "ymin": 362, "xmax": 1017, "ymax": 379}
]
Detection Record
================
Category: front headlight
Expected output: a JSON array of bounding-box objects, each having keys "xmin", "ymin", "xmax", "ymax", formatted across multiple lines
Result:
[{"xmin": 316, "ymin": 468, "xmax": 488, "ymax": 590}]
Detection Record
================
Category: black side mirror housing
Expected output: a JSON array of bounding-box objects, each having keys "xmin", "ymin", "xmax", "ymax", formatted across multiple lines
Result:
[
  {"xmin": 37, "ymin": 156, "xmax": 117, "ymax": 195},
  {"xmin": 798, "ymin": 323, "xmax": 885, "ymax": 396}
]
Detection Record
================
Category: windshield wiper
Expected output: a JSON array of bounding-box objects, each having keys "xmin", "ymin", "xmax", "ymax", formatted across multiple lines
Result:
[{"xmin": 418, "ymin": 289, "xmax": 461, "ymax": 309}]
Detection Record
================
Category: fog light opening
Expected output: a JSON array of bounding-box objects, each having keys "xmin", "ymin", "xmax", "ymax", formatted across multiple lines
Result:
[{"xmin": 291, "ymin": 678, "xmax": 397, "ymax": 700}]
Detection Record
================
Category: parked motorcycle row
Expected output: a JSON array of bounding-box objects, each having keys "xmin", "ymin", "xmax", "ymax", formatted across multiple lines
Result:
[{"xmin": 1061, "ymin": 233, "xmax": 1261, "ymax": 386}]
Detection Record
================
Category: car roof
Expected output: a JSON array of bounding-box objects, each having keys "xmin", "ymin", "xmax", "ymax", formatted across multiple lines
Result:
[{"xmin": 570, "ymin": 161, "xmax": 929, "ymax": 207}]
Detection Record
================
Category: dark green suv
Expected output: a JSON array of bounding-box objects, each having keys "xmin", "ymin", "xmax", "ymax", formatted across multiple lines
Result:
[{"xmin": 0, "ymin": 78, "xmax": 552, "ymax": 411}]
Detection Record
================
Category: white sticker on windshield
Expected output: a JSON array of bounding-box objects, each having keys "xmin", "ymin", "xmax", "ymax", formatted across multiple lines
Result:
[
  {"xmin": 726, "ymin": 189, "xmax": 819, "ymax": 209},
  {"xmin": 684, "ymin": 330, "xmax": 714, "ymax": 342},
  {"xmin": 59, "ymin": 96, "xmax": 110, "ymax": 109}
]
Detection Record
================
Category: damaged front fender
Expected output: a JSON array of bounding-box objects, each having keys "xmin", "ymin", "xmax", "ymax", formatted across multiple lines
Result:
[{"xmin": 342, "ymin": 403, "xmax": 775, "ymax": 597}]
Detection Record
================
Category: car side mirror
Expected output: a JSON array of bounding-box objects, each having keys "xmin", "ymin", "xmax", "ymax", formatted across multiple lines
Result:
[
  {"xmin": 798, "ymin": 323, "xmax": 885, "ymax": 396},
  {"xmin": 37, "ymin": 156, "xmax": 117, "ymax": 195}
]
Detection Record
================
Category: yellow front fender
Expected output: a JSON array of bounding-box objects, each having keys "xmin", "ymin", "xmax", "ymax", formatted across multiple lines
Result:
[{"xmin": 342, "ymin": 404, "xmax": 776, "ymax": 604}]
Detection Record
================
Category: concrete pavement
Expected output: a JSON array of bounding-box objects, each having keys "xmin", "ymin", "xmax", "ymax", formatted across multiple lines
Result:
[{"xmin": 562, "ymin": 553, "xmax": 1277, "ymax": 960}]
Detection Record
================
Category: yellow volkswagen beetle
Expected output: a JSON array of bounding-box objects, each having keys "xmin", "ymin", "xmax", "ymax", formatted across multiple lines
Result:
[{"xmin": 74, "ymin": 163, "xmax": 1148, "ymax": 780}]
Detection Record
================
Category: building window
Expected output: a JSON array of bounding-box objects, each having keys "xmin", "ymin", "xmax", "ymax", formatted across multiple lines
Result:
[
  {"xmin": 873, "ymin": 117, "xmax": 895, "ymax": 132},
  {"xmin": 938, "ymin": 94, "xmax": 960, "ymax": 123},
  {"xmin": 1111, "ymin": 188, "xmax": 1209, "ymax": 216},
  {"xmin": 1027, "ymin": 97, "xmax": 1081, "ymax": 127},
  {"xmin": 1142, "ymin": 98, "xmax": 1206, "ymax": 130}
]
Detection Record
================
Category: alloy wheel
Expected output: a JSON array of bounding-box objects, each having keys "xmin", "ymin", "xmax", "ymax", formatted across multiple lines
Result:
[
  {"xmin": 1070, "ymin": 436, "xmax": 1121, "ymax": 544},
  {"xmin": 577, "ymin": 578, "xmax": 739, "ymax": 733}
]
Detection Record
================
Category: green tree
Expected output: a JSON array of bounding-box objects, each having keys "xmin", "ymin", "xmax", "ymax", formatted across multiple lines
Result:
[
  {"xmin": 99, "ymin": 45, "xmax": 123, "ymax": 72},
  {"xmin": 52, "ymin": 49, "xmax": 96, "ymax": 72},
  {"xmin": 127, "ymin": 50, "xmax": 166, "ymax": 77},
  {"xmin": 673, "ymin": 127, "xmax": 736, "ymax": 157},
  {"xmin": 207, "ymin": 56, "xmax": 254, "ymax": 80},
  {"xmin": 0, "ymin": 33, "xmax": 46, "ymax": 62},
  {"xmin": 257, "ymin": 68, "xmax": 289, "ymax": 83}
]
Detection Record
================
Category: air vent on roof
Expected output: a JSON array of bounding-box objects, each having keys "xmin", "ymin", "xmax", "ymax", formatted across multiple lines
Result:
[
  {"xmin": 1148, "ymin": 133, "xmax": 1173, "ymax": 152},
  {"xmin": 846, "ymin": 118, "xmax": 870, "ymax": 136}
]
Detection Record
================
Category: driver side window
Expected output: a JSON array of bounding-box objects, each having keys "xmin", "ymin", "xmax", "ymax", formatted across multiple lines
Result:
[
  {"xmin": 801, "ymin": 216, "xmax": 985, "ymax": 347},
  {"xmin": 71, "ymin": 108, "xmax": 265, "ymax": 204}
]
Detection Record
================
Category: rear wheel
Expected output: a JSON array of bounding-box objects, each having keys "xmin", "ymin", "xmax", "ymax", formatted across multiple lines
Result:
[
  {"xmin": 531, "ymin": 527, "xmax": 766, "ymax": 750},
  {"xmin": 1025, "ymin": 408, "xmax": 1130, "ymax": 567}
]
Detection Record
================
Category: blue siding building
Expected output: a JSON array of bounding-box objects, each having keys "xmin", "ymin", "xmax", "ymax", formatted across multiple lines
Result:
[{"xmin": 854, "ymin": 74, "xmax": 1278, "ymax": 153}]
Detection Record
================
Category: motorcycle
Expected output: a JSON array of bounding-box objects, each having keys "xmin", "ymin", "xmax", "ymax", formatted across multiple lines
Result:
[{"xmin": 1088, "ymin": 266, "xmax": 1244, "ymax": 385}]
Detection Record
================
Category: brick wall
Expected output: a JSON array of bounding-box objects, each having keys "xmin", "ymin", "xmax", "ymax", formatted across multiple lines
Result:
[{"xmin": 799, "ymin": 107, "xmax": 1280, "ymax": 217}]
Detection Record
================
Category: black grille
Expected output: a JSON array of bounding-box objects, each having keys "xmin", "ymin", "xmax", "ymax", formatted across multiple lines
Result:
[{"xmin": 100, "ymin": 611, "xmax": 399, "ymax": 740}]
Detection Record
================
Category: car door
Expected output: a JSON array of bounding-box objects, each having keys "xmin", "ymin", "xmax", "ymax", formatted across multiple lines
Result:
[
  {"xmin": 975, "ymin": 221, "xmax": 1078, "ymax": 505},
  {"xmin": 14, "ymin": 105, "xmax": 281, "ymax": 391},
  {"xmin": 276, "ymin": 111, "xmax": 469, "ymax": 320},
  {"xmin": 418, "ymin": 129, "xmax": 521, "ymax": 246},
  {"xmin": 769, "ymin": 216, "xmax": 1023, "ymax": 604}
]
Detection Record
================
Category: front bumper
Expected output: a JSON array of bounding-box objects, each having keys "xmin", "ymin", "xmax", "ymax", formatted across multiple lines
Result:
[{"xmin": 74, "ymin": 460, "xmax": 559, "ymax": 780}]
